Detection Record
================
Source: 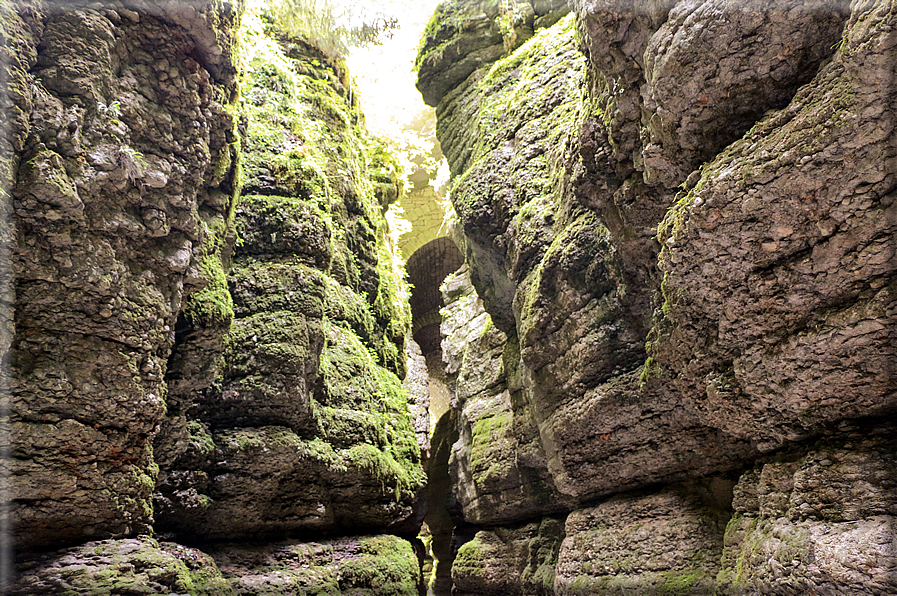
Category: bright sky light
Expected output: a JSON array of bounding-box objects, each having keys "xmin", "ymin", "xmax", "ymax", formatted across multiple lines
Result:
[{"xmin": 345, "ymin": 0, "xmax": 442, "ymax": 140}]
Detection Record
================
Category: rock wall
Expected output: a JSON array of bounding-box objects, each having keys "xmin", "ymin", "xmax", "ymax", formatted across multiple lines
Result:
[
  {"xmin": 6, "ymin": 2, "xmax": 425, "ymax": 593},
  {"xmin": 5, "ymin": 0, "xmax": 896, "ymax": 593},
  {"xmin": 152, "ymin": 11, "xmax": 424, "ymax": 543},
  {"xmin": 7, "ymin": 0, "xmax": 242, "ymax": 551},
  {"xmin": 419, "ymin": 0, "xmax": 896, "ymax": 593}
]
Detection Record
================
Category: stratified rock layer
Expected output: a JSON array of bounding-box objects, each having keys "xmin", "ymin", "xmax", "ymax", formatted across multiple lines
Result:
[
  {"xmin": 555, "ymin": 479, "xmax": 734, "ymax": 595},
  {"xmin": 452, "ymin": 516, "xmax": 563, "ymax": 596},
  {"xmin": 207, "ymin": 535, "xmax": 422, "ymax": 596},
  {"xmin": 420, "ymin": 0, "xmax": 897, "ymax": 593},
  {"xmin": 8, "ymin": 0, "xmax": 241, "ymax": 550},
  {"xmin": 651, "ymin": 0, "xmax": 897, "ymax": 451},
  {"xmin": 153, "ymin": 12, "xmax": 424, "ymax": 542},
  {"xmin": 718, "ymin": 422, "xmax": 897, "ymax": 595},
  {"xmin": 10, "ymin": 537, "xmax": 233, "ymax": 596},
  {"xmin": 441, "ymin": 267, "xmax": 573, "ymax": 526},
  {"xmin": 7, "ymin": 2, "xmax": 427, "ymax": 593},
  {"xmin": 416, "ymin": 0, "xmax": 570, "ymax": 107}
]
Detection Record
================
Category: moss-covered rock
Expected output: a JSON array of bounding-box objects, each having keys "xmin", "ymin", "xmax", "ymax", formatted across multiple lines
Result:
[
  {"xmin": 452, "ymin": 517, "xmax": 564, "ymax": 596},
  {"xmin": 10, "ymin": 0, "xmax": 243, "ymax": 549},
  {"xmin": 234, "ymin": 195, "xmax": 333, "ymax": 267},
  {"xmin": 554, "ymin": 480, "xmax": 734, "ymax": 596},
  {"xmin": 9, "ymin": 537, "xmax": 234, "ymax": 596},
  {"xmin": 440, "ymin": 266, "xmax": 573, "ymax": 526},
  {"xmin": 155, "ymin": 6, "xmax": 422, "ymax": 542},
  {"xmin": 208, "ymin": 534, "xmax": 421, "ymax": 596},
  {"xmin": 415, "ymin": 0, "xmax": 570, "ymax": 107},
  {"xmin": 717, "ymin": 422, "xmax": 897, "ymax": 595}
]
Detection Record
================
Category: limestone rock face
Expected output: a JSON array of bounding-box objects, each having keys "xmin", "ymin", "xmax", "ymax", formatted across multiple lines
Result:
[
  {"xmin": 404, "ymin": 338, "xmax": 433, "ymax": 457},
  {"xmin": 9, "ymin": 537, "xmax": 233, "ymax": 596},
  {"xmin": 441, "ymin": 266, "xmax": 573, "ymax": 526},
  {"xmin": 207, "ymin": 535, "xmax": 422, "ymax": 596},
  {"xmin": 452, "ymin": 517, "xmax": 564, "ymax": 596},
  {"xmin": 640, "ymin": 0, "xmax": 849, "ymax": 186},
  {"xmin": 7, "ymin": 1, "xmax": 427, "ymax": 592},
  {"xmin": 153, "ymin": 19, "xmax": 424, "ymax": 542},
  {"xmin": 718, "ymin": 422, "xmax": 897, "ymax": 595},
  {"xmin": 416, "ymin": 0, "xmax": 570, "ymax": 107},
  {"xmin": 651, "ymin": 0, "xmax": 897, "ymax": 451},
  {"xmin": 554, "ymin": 480, "xmax": 734, "ymax": 595},
  {"xmin": 432, "ymin": 10, "xmax": 755, "ymax": 520},
  {"xmin": 8, "ymin": 0, "xmax": 241, "ymax": 550},
  {"xmin": 420, "ymin": 0, "xmax": 897, "ymax": 592}
]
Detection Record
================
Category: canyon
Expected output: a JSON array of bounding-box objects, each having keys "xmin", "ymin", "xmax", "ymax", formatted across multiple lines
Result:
[{"xmin": 2, "ymin": 0, "xmax": 895, "ymax": 594}]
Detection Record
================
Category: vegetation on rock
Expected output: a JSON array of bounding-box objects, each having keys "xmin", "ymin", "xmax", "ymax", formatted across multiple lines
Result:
[{"xmin": 154, "ymin": 2, "xmax": 423, "ymax": 543}]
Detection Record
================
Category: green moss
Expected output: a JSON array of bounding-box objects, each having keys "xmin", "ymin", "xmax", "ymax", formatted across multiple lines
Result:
[
  {"xmin": 659, "ymin": 271, "xmax": 685, "ymax": 318},
  {"xmin": 186, "ymin": 254, "xmax": 235, "ymax": 326},
  {"xmin": 473, "ymin": 14, "xmax": 580, "ymax": 155},
  {"xmin": 231, "ymin": 3, "xmax": 424, "ymax": 514},
  {"xmin": 186, "ymin": 420, "xmax": 216, "ymax": 456},
  {"xmin": 230, "ymin": 261, "xmax": 326, "ymax": 317},
  {"xmin": 468, "ymin": 411, "xmax": 513, "ymax": 478},
  {"xmin": 452, "ymin": 536, "xmax": 492, "ymax": 582},
  {"xmin": 414, "ymin": 1, "xmax": 472, "ymax": 73},
  {"xmin": 23, "ymin": 148, "xmax": 76, "ymax": 196},
  {"xmin": 226, "ymin": 309, "xmax": 322, "ymax": 380},
  {"xmin": 217, "ymin": 427, "xmax": 349, "ymax": 472},
  {"xmin": 371, "ymin": 241, "xmax": 412, "ymax": 374},
  {"xmin": 341, "ymin": 442, "xmax": 424, "ymax": 501},
  {"xmin": 658, "ymin": 569, "xmax": 704, "ymax": 596},
  {"xmin": 234, "ymin": 194, "xmax": 334, "ymax": 266},
  {"xmin": 315, "ymin": 324, "xmax": 424, "ymax": 500},
  {"xmin": 366, "ymin": 138, "xmax": 404, "ymax": 211},
  {"xmin": 41, "ymin": 537, "xmax": 235, "ymax": 595},
  {"xmin": 718, "ymin": 516, "xmax": 812, "ymax": 592},
  {"xmin": 639, "ymin": 356, "xmax": 664, "ymax": 387},
  {"xmin": 481, "ymin": 314, "xmax": 494, "ymax": 336},
  {"xmin": 336, "ymin": 536, "xmax": 420, "ymax": 596},
  {"xmin": 268, "ymin": 148, "xmax": 331, "ymax": 201},
  {"xmin": 516, "ymin": 210, "xmax": 615, "ymax": 346},
  {"xmin": 238, "ymin": 5, "xmax": 411, "ymax": 374},
  {"xmin": 324, "ymin": 275, "xmax": 376, "ymax": 337},
  {"xmin": 211, "ymin": 139, "xmax": 237, "ymax": 185},
  {"xmin": 316, "ymin": 405, "xmax": 389, "ymax": 448},
  {"xmin": 185, "ymin": 214, "xmax": 236, "ymax": 326}
]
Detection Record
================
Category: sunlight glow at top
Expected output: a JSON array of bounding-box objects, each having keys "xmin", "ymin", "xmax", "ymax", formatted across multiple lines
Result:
[{"xmin": 345, "ymin": 0, "xmax": 442, "ymax": 140}]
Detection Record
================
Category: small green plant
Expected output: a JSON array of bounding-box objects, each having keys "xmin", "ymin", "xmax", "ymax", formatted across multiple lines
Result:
[
  {"xmin": 117, "ymin": 145, "xmax": 147, "ymax": 184},
  {"xmin": 495, "ymin": 1, "xmax": 522, "ymax": 53},
  {"xmin": 98, "ymin": 100, "xmax": 122, "ymax": 117}
]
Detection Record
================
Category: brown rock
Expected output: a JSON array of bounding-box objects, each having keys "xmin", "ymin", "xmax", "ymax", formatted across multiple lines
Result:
[
  {"xmin": 10, "ymin": 1, "xmax": 240, "ymax": 550},
  {"xmin": 555, "ymin": 480, "xmax": 734, "ymax": 595}
]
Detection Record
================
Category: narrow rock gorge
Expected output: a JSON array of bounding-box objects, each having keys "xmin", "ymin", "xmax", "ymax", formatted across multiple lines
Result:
[{"xmin": 2, "ymin": 0, "xmax": 895, "ymax": 594}]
